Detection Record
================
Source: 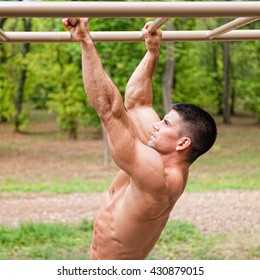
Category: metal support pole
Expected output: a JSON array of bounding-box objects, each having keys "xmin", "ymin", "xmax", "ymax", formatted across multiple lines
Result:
[
  {"xmin": 208, "ymin": 17, "xmax": 260, "ymax": 39},
  {"xmin": 1, "ymin": 2, "xmax": 260, "ymax": 18},
  {"xmin": 148, "ymin": 18, "xmax": 170, "ymax": 33},
  {"xmin": 3, "ymin": 30, "xmax": 260, "ymax": 43},
  {"xmin": 0, "ymin": 28, "xmax": 8, "ymax": 41}
]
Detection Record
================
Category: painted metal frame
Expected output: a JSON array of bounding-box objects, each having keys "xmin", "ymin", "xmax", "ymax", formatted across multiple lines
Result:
[
  {"xmin": 4, "ymin": 30, "xmax": 260, "ymax": 43},
  {"xmin": 0, "ymin": 28, "xmax": 8, "ymax": 41},
  {"xmin": 0, "ymin": 1, "xmax": 260, "ymax": 43},
  {"xmin": 1, "ymin": 1, "xmax": 260, "ymax": 18}
]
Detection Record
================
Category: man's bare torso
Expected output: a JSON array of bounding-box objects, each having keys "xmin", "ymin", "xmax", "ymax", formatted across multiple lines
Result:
[{"xmin": 90, "ymin": 166, "xmax": 187, "ymax": 260}]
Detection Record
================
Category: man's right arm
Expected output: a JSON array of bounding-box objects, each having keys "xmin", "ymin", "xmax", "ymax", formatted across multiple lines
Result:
[{"xmin": 62, "ymin": 18, "xmax": 124, "ymax": 120}]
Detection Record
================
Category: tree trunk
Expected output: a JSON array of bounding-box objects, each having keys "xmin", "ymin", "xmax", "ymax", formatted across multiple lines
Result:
[
  {"xmin": 230, "ymin": 84, "xmax": 236, "ymax": 116},
  {"xmin": 222, "ymin": 0, "xmax": 233, "ymax": 123},
  {"xmin": 223, "ymin": 40, "xmax": 231, "ymax": 124},
  {"xmin": 212, "ymin": 44, "xmax": 223, "ymax": 115},
  {"xmin": 14, "ymin": 18, "xmax": 31, "ymax": 132},
  {"xmin": 0, "ymin": 18, "xmax": 7, "ymax": 28},
  {"xmin": 68, "ymin": 120, "xmax": 77, "ymax": 140},
  {"xmin": 0, "ymin": 19, "xmax": 7, "ymax": 123},
  {"xmin": 162, "ymin": 21, "xmax": 175, "ymax": 114},
  {"xmin": 102, "ymin": 126, "xmax": 110, "ymax": 168},
  {"xmin": 230, "ymin": 58, "xmax": 236, "ymax": 115}
]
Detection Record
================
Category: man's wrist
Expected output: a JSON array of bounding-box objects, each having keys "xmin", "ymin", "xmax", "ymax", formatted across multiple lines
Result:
[
  {"xmin": 148, "ymin": 50, "xmax": 159, "ymax": 60},
  {"xmin": 80, "ymin": 37, "xmax": 94, "ymax": 47}
]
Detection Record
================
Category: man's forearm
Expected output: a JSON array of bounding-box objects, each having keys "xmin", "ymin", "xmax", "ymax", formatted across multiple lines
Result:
[
  {"xmin": 81, "ymin": 40, "xmax": 122, "ymax": 118},
  {"xmin": 139, "ymin": 51, "xmax": 159, "ymax": 78},
  {"xmin": 125, "ymin": 51, "xmax": 159, "ymax": 108}
]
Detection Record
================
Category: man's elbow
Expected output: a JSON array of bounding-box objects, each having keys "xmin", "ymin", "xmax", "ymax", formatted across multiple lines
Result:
[{"xmin": 98, "ymin": 103, "xmax": 125, "ymax": 123}]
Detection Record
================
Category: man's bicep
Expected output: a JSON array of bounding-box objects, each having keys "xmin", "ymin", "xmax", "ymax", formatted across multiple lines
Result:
[
  {"xmin": 127, "ymin": 106, "xmax": 160, "ymax": 144},
  {"xmin": 102, "ymin": 111, "xmax": 139, "ymax": 172},
  {"xmin": 104, "ymin": 116, "xmax": 163, "ymax": 189}
]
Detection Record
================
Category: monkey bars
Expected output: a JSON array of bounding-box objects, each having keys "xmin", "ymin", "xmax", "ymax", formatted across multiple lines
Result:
[{"xmin": 0, "ymin": 1, "xmax": 260, "ymax": 43}]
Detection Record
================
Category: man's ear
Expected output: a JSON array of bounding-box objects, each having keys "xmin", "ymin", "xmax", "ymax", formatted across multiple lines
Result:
[{"xmin": 176, "ymin": 137, "xmax": 191, "ymax": 151}]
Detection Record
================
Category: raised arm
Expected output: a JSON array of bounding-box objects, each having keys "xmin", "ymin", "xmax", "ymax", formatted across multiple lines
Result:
[
  {"xmin": 125, "ymin": 22, "xmax": 162, "ymax": 143},
  {"xmin": 62, "ymin": 18, "xmax": 164, "ymax": 191},
  {"xmin": 62, "ymin": 18, "xmax": 123, "ymax": 120}
]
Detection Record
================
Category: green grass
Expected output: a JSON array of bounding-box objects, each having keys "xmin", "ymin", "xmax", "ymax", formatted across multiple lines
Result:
[
  {"xmin": 148, "ymin": 221, "xmax": 223, "ymax": 260},
  {"xmin": 0, "ymin": 220, "xmax": 259, "ymax": 260},
  {"xmin": 0, "ymin": 220, "xmax": 93, "ymax": 260},
  {"xmin": 0, "ymin": 180, "xmax": 109, "ymax": 193}
]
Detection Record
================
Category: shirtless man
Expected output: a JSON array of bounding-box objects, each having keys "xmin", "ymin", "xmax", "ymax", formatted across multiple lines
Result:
[{"xmin": 62, "ymin": 18, "xmax": 217, "ymax": 260}]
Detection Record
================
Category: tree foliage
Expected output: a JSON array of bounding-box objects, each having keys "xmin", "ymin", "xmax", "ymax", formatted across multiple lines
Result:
[{"xmin": 1, "ymin": 5, "xmax": 260, "ymax": 137}]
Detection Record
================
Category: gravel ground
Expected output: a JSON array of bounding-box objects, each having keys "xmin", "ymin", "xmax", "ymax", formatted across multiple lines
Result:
[{"xmin": 0, "ymin": 190, "xmax": 259, "ymax": 234}]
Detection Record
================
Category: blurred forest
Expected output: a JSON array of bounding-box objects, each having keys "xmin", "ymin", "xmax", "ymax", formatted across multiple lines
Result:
[{"xmin": 1, "ymin": 0, "xmax": 260, "ymax": 140}]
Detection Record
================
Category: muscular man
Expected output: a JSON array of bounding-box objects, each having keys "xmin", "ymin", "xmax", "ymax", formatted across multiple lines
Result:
[{"xmin": 62, "ymin": 18, "xmax": 217, "ymax": 260}]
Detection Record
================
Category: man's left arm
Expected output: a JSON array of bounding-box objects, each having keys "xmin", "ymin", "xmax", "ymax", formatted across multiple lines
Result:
[{"xmin": 124, "ymin": 22, "xmax": 162, "ymax": 144}]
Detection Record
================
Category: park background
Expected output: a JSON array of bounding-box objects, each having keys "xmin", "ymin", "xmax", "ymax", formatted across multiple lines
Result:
[{"xmin": 0, "ymin": 0, "xmax": 260, "ymax": 259}]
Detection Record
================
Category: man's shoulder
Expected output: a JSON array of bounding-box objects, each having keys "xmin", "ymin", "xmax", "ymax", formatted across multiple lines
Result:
[
  {"xmin": 165, "ymin": 167, "xmax": 188, "ymax": 199},
  {"xmin": 134, "ymin": 143, "xmax": 165, "ymax": 182},
  {"xmin": 128, "ymin": 142, "xmax": 187, "ymax": 200}
]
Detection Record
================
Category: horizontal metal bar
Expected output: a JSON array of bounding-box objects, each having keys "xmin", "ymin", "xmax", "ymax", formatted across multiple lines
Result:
[
  {"xmin": 208, "ymin": 17, "xmax": 260, "ymax": 39},
  {"xmin": 1, "ymin": 2, "xmax": 260, "ymax": 18},
  {"xmin": 162, "ymin": 30, "xmax": 260, "ymax": 41},
  {"xmin": 0, "ymin": 28, "xmax": 8, "ymax": 41},
  {"xmin": 3, "ymin": 30, "xmax": 260, "ymax": 43}
]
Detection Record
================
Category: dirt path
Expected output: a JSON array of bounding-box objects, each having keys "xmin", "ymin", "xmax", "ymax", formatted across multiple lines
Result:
[{"xmin": 1, "ymin": 190, "xmax": 259, "ymax": 234}]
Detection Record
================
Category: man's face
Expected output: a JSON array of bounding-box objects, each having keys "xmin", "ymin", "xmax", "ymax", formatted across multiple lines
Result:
[{"xmin": 148, "ymin": 110, "xmax": 183, "ymax": 154}]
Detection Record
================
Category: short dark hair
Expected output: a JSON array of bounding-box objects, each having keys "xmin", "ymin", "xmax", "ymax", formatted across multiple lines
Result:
[{"xmin": 171, "ymin": 103, "xmax": 217, "ymax": 163}]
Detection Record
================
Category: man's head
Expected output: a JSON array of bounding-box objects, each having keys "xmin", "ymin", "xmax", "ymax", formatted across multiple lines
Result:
[
  {"xmin": 170, "ymin": 103, "xmax": 217, "ymax": 163},
  {"xmin": 148, "ymin": 103, "xmax": 217, "ymax": 164}
]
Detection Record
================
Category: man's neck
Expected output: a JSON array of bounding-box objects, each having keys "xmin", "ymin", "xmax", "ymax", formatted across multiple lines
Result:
[{"xmin": 159, "ymin": 152, "xmax": 190, "ymax": 172}]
